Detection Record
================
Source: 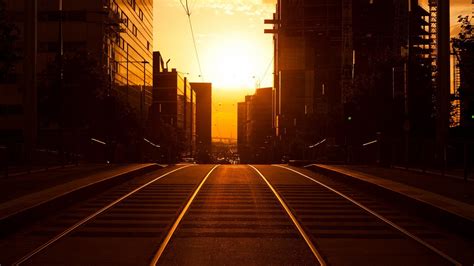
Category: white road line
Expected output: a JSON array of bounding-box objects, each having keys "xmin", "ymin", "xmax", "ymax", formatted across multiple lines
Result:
[
  {"xmin": 149, "ymin": 164, "xmax": 220, "ymax": 266},
  {"xmin": 249, "ymin": 165, "xmax": 327, "ymax": 266},
  {"xmin": 14, "ymin": 165, "xmax": 194, "ymax": 266},
  {"xmin": 274, "ymin": 165, "xmax": 462, "ymax": 266}
]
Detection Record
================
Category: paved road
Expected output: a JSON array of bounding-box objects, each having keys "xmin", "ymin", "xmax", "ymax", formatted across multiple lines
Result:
[{"xmin": 0, "ymin": 165, "xmax": 471, "ymax": 265}]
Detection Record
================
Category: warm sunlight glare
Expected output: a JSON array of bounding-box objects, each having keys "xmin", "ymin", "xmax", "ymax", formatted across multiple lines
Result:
[{"xmin": 204, "ymin": 34, "xmax": 271, "ymax": 91}]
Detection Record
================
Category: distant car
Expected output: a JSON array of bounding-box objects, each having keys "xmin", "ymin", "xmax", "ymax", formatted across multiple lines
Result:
[
  {"xmin": 216, "ymin": 158, "xmax": 230, "ymax": 164},
  {"xmin": 281, "ymin": 155, "xmax": 290, "ymax": 164},
  {"xmin": 181, "ymin": 157, "xmax": 196, "ymax": 164}
]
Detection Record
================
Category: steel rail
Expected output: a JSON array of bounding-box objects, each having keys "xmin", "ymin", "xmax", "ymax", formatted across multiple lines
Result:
[
  {"xmin": 149, "ymin": 164, "xmax": 220, "ymax": 265},
  {"xmin": 274, "ymin": 165, "xmax": 462, "ymax": 266},
  {"xmin": 13, "ymin": 165, "xmax": 194, "ymax": 265},
  {"xmin": 249, "ymin": 165, "xmax": 327, "ymax": 266}
]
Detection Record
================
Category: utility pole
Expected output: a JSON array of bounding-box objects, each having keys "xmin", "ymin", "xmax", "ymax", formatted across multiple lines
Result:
[
  {"xmin": 24, "ymin": 0, "xmax": 37, "ymax": 168},
  {"xmin": 436, "ymin": 0, "xmax": 450, "ymax": 172},
  {"xmin": 141, "ymin": 60, "xmax": 148, "ymax": 129},
  {"xmin": 58, "ymin": 0, "xmax": 65, "ymax": 165}
]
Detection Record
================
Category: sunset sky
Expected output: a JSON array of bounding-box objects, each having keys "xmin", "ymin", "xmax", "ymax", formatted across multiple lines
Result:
[{"xmin": 153, "ymin": 0, "xmax": 473, "ymax": 140}]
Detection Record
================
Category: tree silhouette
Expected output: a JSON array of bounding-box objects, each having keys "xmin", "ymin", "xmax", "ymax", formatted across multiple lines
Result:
[
  {"xmin": 452, "ymin": 16, "xmax": 474, "ymax": 130},
  {"xmin": 38, "ymin": 52, "xmax": 140, "ymax": 161}
]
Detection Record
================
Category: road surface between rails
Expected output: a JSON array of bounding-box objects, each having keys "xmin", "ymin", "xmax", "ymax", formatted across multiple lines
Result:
[{"xmin": 0, "ymin": 164, "xmax": 471, "ymax": 265}]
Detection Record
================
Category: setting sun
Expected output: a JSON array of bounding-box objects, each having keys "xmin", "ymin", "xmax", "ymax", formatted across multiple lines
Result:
[
  {"xmin": 154, "ymin": 0, "xmax": 274, "ymax": 139},
  {"xmin": 204, "ymin": 34, "xmax": 271, "ymax": 91}
]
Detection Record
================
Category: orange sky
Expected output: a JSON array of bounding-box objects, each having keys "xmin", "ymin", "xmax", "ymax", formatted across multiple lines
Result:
[
  {"xmin": 153, "ymin": 0, "xmax": 473, "ymax": 140},
  {"xmin": 153, "ymin": 0, "xmax": 275, "ymax": 140}
]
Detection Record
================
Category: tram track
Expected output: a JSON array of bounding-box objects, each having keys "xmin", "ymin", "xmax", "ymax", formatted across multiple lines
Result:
[
  {"xmin": 153, "ymin": 165, "xmax": 318, "ymax": 265},
  {"xmin": 255, "ymin": 165, "xmax": 464, "ymax": 266},
  {"xmin": 8, "ymin": 165, "xmax": 216, "ymax": 265},
  {"xmin": 2, "ymin": 164, "xmax": 469, "ymax": 265}
]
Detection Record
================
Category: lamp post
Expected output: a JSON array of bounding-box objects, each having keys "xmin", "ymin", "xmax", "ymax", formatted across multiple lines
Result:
[
  {"xmin": 436, "ymin": 0, "xmax": 450, "ymax": 173},
  {"xmin": 24, "ymin": 0, "xmax": 37, "ymax": 169}
]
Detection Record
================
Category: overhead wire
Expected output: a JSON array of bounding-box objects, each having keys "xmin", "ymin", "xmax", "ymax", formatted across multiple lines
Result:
[
  {"xmin": 179, "ymin": 0, "xmax": 218, "ymax": 140},
  {"xmin": 179, "ymin": 0, "xmax": 204, "ymax": 81},
  {"xmin": 258, "ymin": 55, "xmax": 274, "ymax": 88}
]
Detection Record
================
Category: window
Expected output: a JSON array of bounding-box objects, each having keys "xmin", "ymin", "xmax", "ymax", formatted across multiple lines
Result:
[
  {"xmin": 117, "ymin": 37, "xmax": 125, "ymax": 49},
  {"xmin": 39, "ymin": 11, "xmax": 86, "ymax": 22},
  {"xmin": 64, "ymin": 41, "xmax": 86, "ymax": 52},
  {"xmin": 38, "ymin": 41, "xmax": 59, "ymax": 53},
  {"xmin": 65, "ymin": 11, "xmax": 86, "ymax": 21},
  {"xmin": 0, "ymin": 105, "xmax": 23, "ymax": 115},
  {"xmin": 121, "ymin": 11, "xmax": 128, "ymax": 27},
  {"xmin": 38, "ymin": 11, "xmax": 60, "ymax": 21},
  {"xmin": 138, "ymin": 8, "xmax": 144, "ymax": 21},
  {"xmin": 132, "ymin": 24, "xmax": 138, "ymax": 36},
  {"xmin": 110, "ymin": 1, "xmax": 119, "ymax": 14},
  {"xmin": 127, "ymin": 0, "xmax": 136, "ymax": 10},
  {"xmin": 147, "ymin": 41, "xmax": 151, "ymax": 51}
]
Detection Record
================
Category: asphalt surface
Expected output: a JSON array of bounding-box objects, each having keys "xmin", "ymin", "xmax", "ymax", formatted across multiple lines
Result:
[{"xmin": 0, "ymin": 164, "xmax": 471, "ymax": 265}]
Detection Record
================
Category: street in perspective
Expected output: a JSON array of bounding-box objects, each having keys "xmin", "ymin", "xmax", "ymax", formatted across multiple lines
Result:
[{"xmin": 0, "ymin": 0, "xmax": 473, "ymax": 265}]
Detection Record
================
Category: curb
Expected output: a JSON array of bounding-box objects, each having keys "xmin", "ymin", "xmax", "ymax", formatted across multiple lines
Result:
[
  {"xmin": 304, "ymin": 164, "xmax": 474, "ymax": 238},
  {"xmin": 0, "ymin": 164, "xmax": 163, "ymax": 236}
]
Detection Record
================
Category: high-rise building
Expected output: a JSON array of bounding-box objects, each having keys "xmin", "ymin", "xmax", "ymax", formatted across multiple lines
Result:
[
  {"xmin": 190, "ymin": 82, "xmax": 212, "ymax": 162},
  {"xmin": 267, "ymin": 0, "xmax": 346, "ymax": 159},
  {"xmin": 0, "ymin": 0, "xmax": 153, "ymax": 158},
  {"xmin": 237, "ymin": 101, "xmax": 247, "ymax": 158},
  {"xmin": 267, "ymin": 0, "xmax": 434, "ymax": 162},
  {"xmin": 237, "ymin": 88, "xmax": 272, "ymax": 163},
  {"xmin": 151, "ymin": 53, "xmax": 196, "ymax": 160}
]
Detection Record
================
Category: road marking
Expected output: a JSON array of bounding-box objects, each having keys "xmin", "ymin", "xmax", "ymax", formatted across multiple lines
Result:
[
  {"xmin": 150, "ymin": 164, "xmax": 220, "ymax": 266},
  {"xmin": 275, "ymin": 165, "xmax": 462, "ymax": 266},
  {"xmin": 249, "ymin": 165, "xmax": 327, "ymax": 266},
  {"xmin": 13, "ymin": 165, "xmax": 194, "ymax": 266}
]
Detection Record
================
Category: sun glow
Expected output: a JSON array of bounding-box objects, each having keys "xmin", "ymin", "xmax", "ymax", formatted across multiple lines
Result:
[
  {"xmin": 154, "ymin": 0, "xmax": 275, "ymax": 138},
  {"xmin": 203, "ymin": 35, "xmax": 272, "ymax": 91}
]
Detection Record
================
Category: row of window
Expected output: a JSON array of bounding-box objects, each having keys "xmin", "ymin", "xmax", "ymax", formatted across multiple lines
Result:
[
  {"xmin": 120, "ymin": 10, "xmax": 139, "ymax": 37},
  {"xmin": 0, "ymin": 105, "xmax": 23, "ymax": 115},
  {"xmin": 115, "ymin": 37, "xmax": 151, "ymax": 54},
  {"xmin": 38, "ymin": 11, "xmax": 86, "ymax": 22},
  {"xmin": 110, "ymin": 0, "xmax": 151, "ymax": 51},
  {"xmin": 38, "ymin": 41, "xmax": 86, "ymax": 53},
  {"xmin": 124, "ymin": 0, "xmax": 145, "ymax": 22}
]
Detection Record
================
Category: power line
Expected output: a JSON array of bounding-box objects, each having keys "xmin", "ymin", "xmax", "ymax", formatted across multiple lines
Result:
[
  {"xmin": 188, "ymin": 16, "xmax": 204, "ymax": 80},
  {"xmin": 179, "ymin": 0, "xmax": 204, "ymax": 80},
  {"xmin": 259, "ymin": 55, "xmax": 274, "ymax": 87}
]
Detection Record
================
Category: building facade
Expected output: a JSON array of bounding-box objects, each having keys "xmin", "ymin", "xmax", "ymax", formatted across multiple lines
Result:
[
  {"xmin": 268, "ymin": 0, "xmax": 346, "ymax": 160},
  {"xmin": 237, "ymin": 88, "xmax": 273, "ymax": 163},
  {"xmin": 190, "ymin": 82, "xmax": 212, "ymax": 162},
  {"xmin": 266, "ymin": 0, "xmax": 434, "ymax": 162},
  {"xmin": 0, "ymin": 0, "xmax": 153, "ymax": 161},
  {"xmin": 151, "ymin": 53, "xmax": 196, "ymax": 160},
  {"xmin": 237, "ymin": 101, "xmax": 247, "ymax": 159}
]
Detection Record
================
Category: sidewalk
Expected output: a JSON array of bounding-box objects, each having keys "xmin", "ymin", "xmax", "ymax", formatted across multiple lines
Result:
[
  {"xmin": 0, "ymin": 163, "xmax": 161, "ymax": 223},
  {"xmin": 306, "ymin": 164, "xmax": 474, "ymax": 223},
  {"xmin": 392, "ymin": 165, "xmax": 470, "ymax": 182}
]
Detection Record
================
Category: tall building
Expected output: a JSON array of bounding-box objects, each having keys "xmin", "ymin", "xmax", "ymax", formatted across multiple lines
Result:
[
  {"xmin": 267, "ymin": 0, "xmax": 346, "ymax": 159},
  {"xmin": 190, "ymin": 82, "xmax": 212, "ymax": 162},
  {"xmin": 237, "ymin": 101, "xmax": 247, "ymax": 159},
  {"xmin": 0, "ymin": 0, "xmax": 153, "ymax": 159},
  {"xmin": 151, "ymin": 52, "xmax": 196, "ymax": 160},
  {"xmin": 237, "ymin": 88, "xmax": 273, "ymax": 163},
  {"xmin": 266, "ymin": 0, "xmax": 434, "ymax": 162}
]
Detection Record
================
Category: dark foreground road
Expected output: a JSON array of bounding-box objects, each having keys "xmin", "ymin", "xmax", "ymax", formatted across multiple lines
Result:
[{"xmin": 0, "ymin": 165, "xmax": 472, "ymax": 265}]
